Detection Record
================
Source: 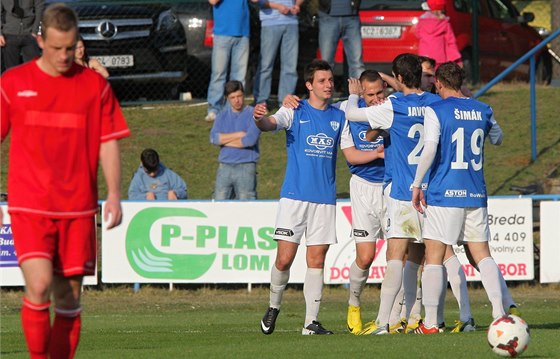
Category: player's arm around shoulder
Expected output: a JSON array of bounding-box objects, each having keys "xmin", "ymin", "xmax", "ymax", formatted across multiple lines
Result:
[
  {"xmin": 342, "ymin": 146, "xmax": 383, "ymax": 165},
  {"xmin": 253, "ymin": 103, "xmax": 280, "ymax": 132}
]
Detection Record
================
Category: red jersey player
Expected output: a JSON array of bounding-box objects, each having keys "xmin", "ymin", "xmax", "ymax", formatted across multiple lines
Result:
[{"xmin": 0, "ymin": 4, "xmax": 130, "ymax": 358}]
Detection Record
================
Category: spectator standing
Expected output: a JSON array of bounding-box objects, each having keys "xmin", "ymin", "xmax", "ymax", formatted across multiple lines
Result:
[
  {"xmin": 317, "ymin": 0, "xmax": 365, "ymax": 79},
  {"xmin": 128, "ymin": 149, "xmax": 188, "ymax": 200},
  {"xmin": 254, "ymin": 0, "xmax": 303, "ymax": 107},
  {"xmin": 415, "ymin": 0, "xmax": 462, "ymax": 68},
  {"xmin": 210, "ymin": 80, "xmax": 260, "ymax": 200},
  {"xmin": 254, "ymin": 59, "xmax": 345, "ymax": 336},
  {"xmin": 0, "ymin": 4, "xmax": 130, "ymax": 357},
  {"xmin": 0, "ymin": 0, "xmax": 44, "ymax": 70},
  {"xmin": 205, "ymin": 0, "xmax": 257, "ymax": 122}
]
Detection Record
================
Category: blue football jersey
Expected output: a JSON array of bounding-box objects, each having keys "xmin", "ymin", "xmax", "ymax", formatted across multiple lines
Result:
[
  {"xmin": 279, "ymin": 100, "xmax": 345, "ymax": 204},
  {"xmin": 346, "ymin": 98, "xmax": 385, "ymax": 183},
  {"xmin": 426, "ymin": 97, "xmax": 495, "ymax": 207},
  {"xmin": 381, "ymin": 92, "xmax": 441, "ymax": 201}
]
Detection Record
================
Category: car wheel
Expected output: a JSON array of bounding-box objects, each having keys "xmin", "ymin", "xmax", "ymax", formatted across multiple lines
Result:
[{"xmin": 536, "ymin": 51, "xmax": 552, "ymax": 85}]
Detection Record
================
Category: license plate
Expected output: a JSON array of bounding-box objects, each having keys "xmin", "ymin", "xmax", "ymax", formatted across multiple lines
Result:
[
  {"xmin": 93, "ymin": 55, "xmax": 134, "ymax": 68},
  {"xmin": 361, "ymin": 26, "xmax": 401, "ymax": 39}
]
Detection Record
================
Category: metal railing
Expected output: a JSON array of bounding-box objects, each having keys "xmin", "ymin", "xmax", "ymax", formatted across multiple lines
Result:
[{"xmin": 474, "ymin": 28, "xmax": 560, "ymax": 162}]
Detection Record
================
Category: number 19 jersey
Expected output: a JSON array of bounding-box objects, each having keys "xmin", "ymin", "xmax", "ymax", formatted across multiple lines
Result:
[{"xmin": 424, "ymin": 97, "xmax": 498, "ymax": 208}]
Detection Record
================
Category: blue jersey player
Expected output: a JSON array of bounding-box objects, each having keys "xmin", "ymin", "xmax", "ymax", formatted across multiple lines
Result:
[
  {"xmin": 337, "ymin": 71, "xmax": 388, "ymax": 334},
  {"xmin": 344, "ymin": 53, "xmax": 441, "ymax": 335},
  {"xmin": 282, "ymin": 70, "xmax": 391, "ymax": 335},
  {"xmin": 411, "ymin": 62, "xmax": 507, "ymax": 333},
  {"xmin": 253, "ymin": 60, "xmax": 345, "ymax": 335}
]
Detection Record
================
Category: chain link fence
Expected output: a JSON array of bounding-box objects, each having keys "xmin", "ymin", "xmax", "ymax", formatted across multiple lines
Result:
[
  {"xmin": 67, "ymin": 0, "xmax": 214, "ymax": 102},
  {"xmin": 67, "ymin": 0, "xmax": 319, "ymax": 104},
  {"xmin": 3, "ymin": 0, "xmax": 556, "ymax": 103},
  {"xmin": 551, "ymin": 0, "xmax": 560, "ymax": 79}
]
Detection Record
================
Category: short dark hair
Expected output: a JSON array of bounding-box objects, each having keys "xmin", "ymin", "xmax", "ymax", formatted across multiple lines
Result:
[
  {"xmin": 435, "ymin": 62, "xmax": 464, "ymax": 91},
  {"xmin": 224, "ymin": 80, "xmax": 244, "ymax": 97},
  {"xmin": 418, "ymin": 56, "xmax": 436, "ymax": 69},
  {"xmin": 359, "ymin": 69, "xmax": 382, "ymax": 83},
  {"xmin": 141, "ymin": 148, "xmax": 160, "ymax": 173},
  {"xmin": 41, "ymin": 3, "xmax": 78, "ymax": 39},
  {"xmin": 392, "ymin": 53, "xmax": 422, "ymax": 89},
  {"xmin": 304, "ymin": 59, "xmax": 332, "ymax": 86}
]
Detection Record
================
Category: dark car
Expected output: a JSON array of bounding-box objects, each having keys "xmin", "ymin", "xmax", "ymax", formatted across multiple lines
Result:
[{"xmin": 45, "ymin": 0, "xmax": 189, "ymax": 100}]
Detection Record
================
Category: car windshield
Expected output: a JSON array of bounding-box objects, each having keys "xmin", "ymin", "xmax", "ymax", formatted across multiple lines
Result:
[{"xmin": 360, "ymin": 0, "xmax": 424, "ymax": 10}]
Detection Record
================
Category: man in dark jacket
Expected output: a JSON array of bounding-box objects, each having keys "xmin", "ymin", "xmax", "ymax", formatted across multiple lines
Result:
[{"xmin": 1, "ymin": 0, "xmax": 44, "ymax": 70}]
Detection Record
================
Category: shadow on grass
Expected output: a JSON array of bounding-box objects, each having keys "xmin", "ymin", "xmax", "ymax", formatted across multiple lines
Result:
[{"xmin": 528, "ymin": 322, "xmax": 560, "ymax": 330}]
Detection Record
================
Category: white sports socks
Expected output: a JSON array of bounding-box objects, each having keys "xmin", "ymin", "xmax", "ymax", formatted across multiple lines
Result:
[
  {"xmin": 478, "ymin": 257, "xmax": 506, "ymax": 319},
  {"xmin": 444, "ymin": 255, "xmax": 472, "ymax": 322},
  {"xmin": 348, "ymin": 261, "xmax": 369, "ymax": 307},
  {"xmin": 422, "ymin": 264, "xmax": 444, "ymax": 328},
  {"xmin": 270, "ymin": 265, "xmax": 290, "ymax": 309},
  {"xmin": 403, "ymin": 260, "xmax": 420, "ymax": 320},
  {"xmin": 375, "ymin": 260, "xmax": 403, "ymax": 326},
  {"xmin": 304, "ymin": 267, "xmax": 324, "ymax": 326},
  {"xmin": 390, "ymin": 286, "xmax": 405, "ymax": 326}
]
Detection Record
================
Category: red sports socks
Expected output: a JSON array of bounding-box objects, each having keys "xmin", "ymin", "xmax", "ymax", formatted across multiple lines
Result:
[
  {"xmin": 49, "ymin": 307, "xmax": 82, "ymax": 359},
  {"xmin": 21, "ymin": 298, "xmax": 51, "ymax": 359}
]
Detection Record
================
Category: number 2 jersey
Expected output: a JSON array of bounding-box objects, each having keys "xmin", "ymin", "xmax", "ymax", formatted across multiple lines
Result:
[
  {"xmin": 347, "ymin": 92, "xmax": 441, "ymax": 201},
  {"xmin": 0, "ymin": 60, "xmax": 130, "ymax": 218},
  {"xmin": 273, "ymin": 100, "xmax": 345, "ymax": 205},
  {"xmin": 423, "ymin": 97, "xmax": 503, "ymax": 208}
]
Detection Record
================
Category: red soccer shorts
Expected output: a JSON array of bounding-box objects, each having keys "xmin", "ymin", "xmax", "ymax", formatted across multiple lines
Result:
[{"xmin": 11, "ymin": 214, "xmax": 96, "ymax": 277}]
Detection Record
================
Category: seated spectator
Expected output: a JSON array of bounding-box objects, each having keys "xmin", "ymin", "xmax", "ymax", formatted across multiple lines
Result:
[
  {"xmin": 128, "ymin": 148, "xmax": 188, "ymax": 200},
  {"xmin": 210, "ymin": 80, "xmax": 261, "ymax": 200}
]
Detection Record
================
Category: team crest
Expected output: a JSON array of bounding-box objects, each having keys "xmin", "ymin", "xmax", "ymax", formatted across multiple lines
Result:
[{"xmin": 330, "ymin": 121, "xmax": 340, "ymax": 131}]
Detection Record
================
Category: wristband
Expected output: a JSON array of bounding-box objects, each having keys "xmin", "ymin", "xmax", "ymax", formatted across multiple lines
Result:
[{"xmin": 253, "ymin": 115, "xmax": 263, "ymax": 122}]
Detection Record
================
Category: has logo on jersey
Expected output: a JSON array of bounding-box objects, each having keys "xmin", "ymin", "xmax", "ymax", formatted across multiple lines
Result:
[
  {"xmin": 330, "ymin": 121, "xmax": 340, "ymax": 131},
  {"xmin": 445, "ymin": 189, "xmax": 467, "ymax": 197},
  {"xmin": 306, "ymin": 133, "xmax": 334, "ymax": 150},
  {"xmin": 17, "ymin": 90, "xmax": 38, "ymax": 97},
  {"xmin": 358, "ymin": 130, "xmax": 383, "ymax": 145}
]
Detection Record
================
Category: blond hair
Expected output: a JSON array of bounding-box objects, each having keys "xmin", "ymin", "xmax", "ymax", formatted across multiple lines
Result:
[{"xmin": 41, "ymin": 3, "xmax": 78, "ymax": 39}]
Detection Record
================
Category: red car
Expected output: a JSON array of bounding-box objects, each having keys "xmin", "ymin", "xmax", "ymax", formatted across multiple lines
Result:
[{"xmin": 333, "ymin": 0, "xmax": 552, "ymax": 84}]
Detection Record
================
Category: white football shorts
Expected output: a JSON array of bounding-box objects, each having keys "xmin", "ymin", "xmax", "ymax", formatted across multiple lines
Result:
[
  {"xmin": 384, "ymin": 183, "xmax": 423, "ymax": 243},
  {"xmin": 273, "ymin": 198, "xmax": 337, "ymax": 246},
  {"xmin": 422, "ymin": 206, "xmax": 490, "ymax": 245},
  {"xmin": 349, "ymin": 175, "xmax": 385, "ymax": 243}
]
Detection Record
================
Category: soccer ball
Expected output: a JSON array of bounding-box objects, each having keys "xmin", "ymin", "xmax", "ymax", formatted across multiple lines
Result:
[{"xmin": 487, "ymin": 315, "xmax": 531, "ymax": 357}]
